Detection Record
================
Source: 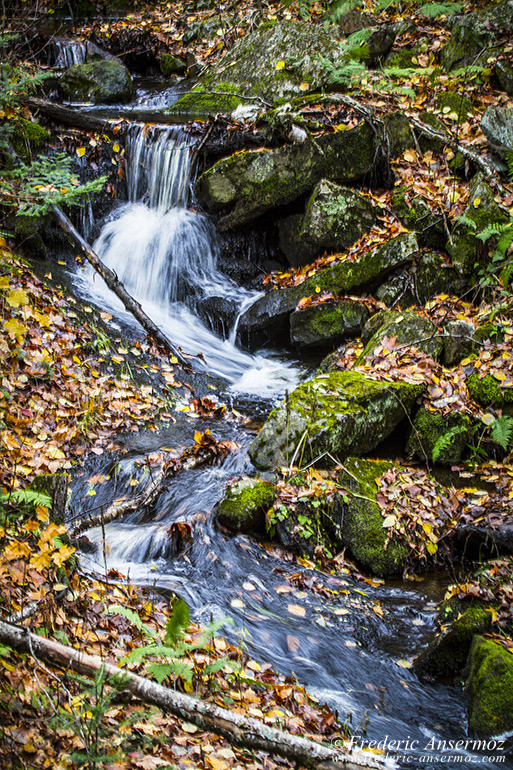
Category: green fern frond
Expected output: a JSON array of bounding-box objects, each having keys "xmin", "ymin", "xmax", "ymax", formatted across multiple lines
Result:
[
  {"xmin": 490, "ymin": 416, "xmax": 513, "ymax": 450},
  {"xmin": 454, "ymin": 215, "xmax": 478, "ymax": 231},
  {"xmin": 164, "ymin": 598, "xmax": 190, "ymax": 646},
  {"xmin": 1, "ymin": 489, "xmax": 52, "ymax": 509},
  {"xmin": 418, "ymin": 1, "xmax": 464, "ymax": 17},
  {"xmin": 476, "ymin": 222, "xmax": 513, "ymax": 243},
  {"xmin": 105, "ymin": 605, "xmax": 157, "ymax": 640},
  {"xmin": 432, "ymin": 425, "xmax": 468, "ymax": 463}
]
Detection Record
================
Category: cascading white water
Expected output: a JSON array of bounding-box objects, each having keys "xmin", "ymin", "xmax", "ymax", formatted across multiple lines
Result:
[
  {"xmin": 74, "ymin": 123, "xmax": 300, "ymax": 396},
  {"xmin": 54, "ymin": 40, "xmax": 87, "ymax": 69}
]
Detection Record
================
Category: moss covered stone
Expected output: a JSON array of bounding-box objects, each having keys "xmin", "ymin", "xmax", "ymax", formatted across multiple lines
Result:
[
  {"xmin": 356, "ymin": 309, "xmax": 443, "ymax": 364},
  {"xmin": 216, "ymin": 477, "xmax": 277, "ymax": 534},
  {"xmin": 168, "ymin": 83, "xmax": 244, "ymax": 117},
  {"xmin": 406, "ymin": 407, "xmax": 472, "ymax": 466},
  {"xmin": 290, "ymin": 299, "xmax": 369, "ymax": 353},
  {"xmin": 238, "ymin": 234, "xmax": 418, "ymax": 342},
  {"xmin": 440, "ymin": 0, "xmax": 512, "ymax": 72},
  {"xmin": 248, "ymin": 370, "xmax": 423, "ymax": 471},
  {"xmin": 448, "ymin": 173, "xmax": 508, "ymax": 276},
  {"xmin": 383, "ymin": 113, "xmax": 415, "ymax": 158},
  {"xmin": 160, "ymin": 53, "xmax": 186, "ymax": 76},
  {"xmin": 172, "ymin": 19, "xmax": 340, "ymax": 113},
  {"xmin": 416, "ymin": 251, "xmax": 463, "ymax": 302},
  {"xmin": 443, "ymin": 319, "xmax": 476, "ymax": 366},
  {"xmin": 391, "ymin": 185, "xmax": 447, "ymax": 250},
  {"xmin": 337, "ymin": 457, "xmax": 411, "ymax": 576},
  {"xmin": 467, "ymin": 372, "xmax": 513, "ymax": 415},
  {"xmin": 465, "ymin": 636, "xmax": 513, "ymax": 736},
  {"xmin": 11, "ymin": 118, "xmax": 51, "ymax": 159},
  {"xmin": 415, "ymin": 607, "xmax": 492, "ymax": 678},
  {"xmin": 196, "ymin": 123, "xmax": 376, "ymax": 229},
  {"xmin": 278, "ymin": 180, "xmax": 376, "ymax": 266},
  {"xmin": 495, "ymin": 58, "xmax": 513, "ymax": 96},
  {"xmin": 58, "ymin": 60, "xmax": 134, "ymax": 104},
  {"xmin": 435, "ymin": 92, "xmax": 473, "ymax": 124}
]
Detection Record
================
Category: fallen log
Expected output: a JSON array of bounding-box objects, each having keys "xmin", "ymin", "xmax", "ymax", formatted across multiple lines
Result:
[
  {"xmin": 68, "ymin": 447, "xmax": 217, "ymax": 537},
  {"xmin": 52, "ymin": 205, "xmax": 190, "ymax": 368},
  {"xmin": 0, "ymin": 620, "xmax": 384, "ymax": 770},
  {"xmin": 25, "ymin": 97, "xmax": 115, "ymax": 134}
]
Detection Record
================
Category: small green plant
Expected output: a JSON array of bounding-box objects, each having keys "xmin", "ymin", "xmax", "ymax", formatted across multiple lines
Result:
[
  {"xmin": 108, "ymin": 599, "xmax": 233, "ymax": 686},
  {"xmin": 489, "ymin": 415, "xmax": 513, "ymax": 451},
  {"xmin": 417, "ymin": 1, "xmax": 463, "ymax": 17},
  {"xmin": 431, "ymin": 425, "xmax": 469, "ymax": 463}
]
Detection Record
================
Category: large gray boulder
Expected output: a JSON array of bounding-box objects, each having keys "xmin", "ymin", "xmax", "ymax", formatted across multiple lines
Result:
[
  {"xmin": 278, "ymin": 180, "xmax": 376, "ymax": 267},
  {"xmin": 169, "ymin": 20, "xmax": 341, "ymax": 116},
  {"xmin": 238, "ymin": 233, "xmax": 418, "ymax": 346},
  {"xmin": 195, "ymin": 123, "xmax": 376, "ymax": 230},
  {"xmin": 58, "ymin": 60, "xmax": 134, "ymax": 103},
  {"xmin": 440, "ymin": 0, "xmax": 513, "ymax": 71},
  {"xmin": 480, "ymin": 106, "xmax": 513, "ymax": 159},
  {"xmin": 248, "ymin": 370, "xmax": 423, "ymax": 471},
  {"xmin": 356, "ymin": 309, "xmax": 443, "ymax": 363}
]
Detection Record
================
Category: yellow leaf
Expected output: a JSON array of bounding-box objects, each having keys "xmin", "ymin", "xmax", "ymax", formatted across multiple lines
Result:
[
  {"xmin": 76, "ymin": 147, "xmax": 86, "ymax": 157},
  {"xmin": 276, "ymin": 60, "xmax": 285, "ymax": 70},
  {"xmin": 473, "ymin": 197, "xmax": 481, "ymax": 207},
  {"xmin": 52, "ymin": 544, "xmax": 75, "ymax": 568},
  {"xmin": 486, "ymin": 607, "xmax": 499, "ymax": 623},
  {"xmin": 170, "ymin": 356, "xmax": 179, "ymax": 364},
  {"xmin": 382, "ymin": 514, "xmax": 397, "ymax": 528},
  {"xmin": 3, "ymin": 318, "xmax": 26, "ymax": 343},
  {"xmin": 426, "ymin": 540, "xmax": 438, "ymax": 555},
  {"xmin": 0, "ymin": 277, "xmax": 10, "ymax": 289},
  {"xmin": 299, "ymin": 82, "xmax": 310, "ymax": 91},
  {"xmin": 403, "ymin": 148, "xmax": 417, "ymax": 162},
  {"xmin": 287, "ymin": 603, "xmax": 306, "ymax": 617},
  {"xmin": 112, "ymin": 143, "xmax": 120, "ymax": 153},
  {"xmin": 481, "ymin": 413, "xmax": 495, "ymax": 426},
  {"xmin": 422, "ymin": 522, "xmax": 432, "ymax": 534}
]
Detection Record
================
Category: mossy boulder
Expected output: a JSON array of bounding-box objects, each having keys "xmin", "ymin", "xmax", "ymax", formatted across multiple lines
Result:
[
  {"xmin": 391, "ymin": 185, "xmax": 447, "ymax": 250},
  {"xmin": 11, "ymin": 118, "xmax": 51, "ymax": 159},
  {"xmin": 169, "ymin": 20, "xmax": 341, "ymax": 116},
  {"xmin": 160, "ymin": 53, "xmax": 186, "ymax": 76},
  {"xmin": 406, "ymin": 407, "xmax": 472, "ymax": 466},
  {"xmin": 290, "ymin": 299, "xmax": 369, "ymax": 353},
  {"xmin": 356, "ymin": 309, "xmax": 443, "ymax": 363},
  {"xmin": 448, "ymin": 173, "xmax": 508, "ymax": 276},
  {"xmin": 195, "ymin": 122, "xmax": 376, "ymax": 230},
  {"xmin": 337, "ymin": 457, "xmax": 410, "ymax": 576},
  {"xmin": 440, "ymin": 0, "xmax": 512, "ymax": 71},
  {"xmin": 435, "ymin": 91, "xmax": 473, "ymax": 124},
  {"xmin": 443, "ymin": 319, "xmax": 476, "ymax": 366},
  {"xmin": 216, "ymin": 477, "xmax": 277, "ymax": 534},
  {"xmin": 382, "ymin": 113, "xmax": 415, "ymax": 158},
  {"xmin": 417, "ymin": 111, "xmax": 450, "ymax": 156},
  {"xmin": 415, "ymin": 606, "xmax": 492, "ymax": 678},
  {"xmin": 278, "ymin": 180, "xmax": 376, "ymax": 266},
  {"xmin": 58, "ymin": 60, "xmax": 134, "ymax": 104},
  {"xmin": 248, "ymin": 370, "xmax": 423, "ymax": 471},
  {"xmin": 238, "ymin": 234, "xmax": 418, "ymax": 346},
  {"xmin": 374, "ymin": 268, "xmax": 415, "ymax": 309},
  {"xmin": 167, "ymin": 83, "xmax": 244, "ymax": 117},
  {"xmin": 467, "ymin": 372, "xmax": 513, "ymax": 415},
  {"xmin": 480, "ymin": 106, "xmax": 513, "ymax": 160},
  {"xmin": 465, "ymin": 636, "xmax": 513, "ymax": 736}
]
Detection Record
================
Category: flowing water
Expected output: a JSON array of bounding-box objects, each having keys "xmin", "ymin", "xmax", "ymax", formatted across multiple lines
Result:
[{"xmin": 69, "ymin": 114, "xmax": 513, "ymax": 768}]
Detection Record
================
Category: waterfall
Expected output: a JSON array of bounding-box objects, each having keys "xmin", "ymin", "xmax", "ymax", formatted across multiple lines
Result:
[
  {"xmin": 54, "ymin": 40, "xmax": 87, "ymax": 69},
  {"xmin": 74, "ymin": 121, "xmax": 300, "ymax": 397}
]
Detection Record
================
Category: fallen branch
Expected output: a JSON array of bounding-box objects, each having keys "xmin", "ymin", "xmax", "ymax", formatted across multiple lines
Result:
[
  {"xmin": 68, "ymin": 447, "xmax": 217, "ymax": 537},
  {"xmin": 52, "ymin": 206, "xmax": 190, "ymax": 368},
  {"xmin": 0, "ymin": 620, "xmax": 383, "ymax": 770},
  {"xmin": 25, "ymin": 97, "xmax": 116, "ymax": 134}
]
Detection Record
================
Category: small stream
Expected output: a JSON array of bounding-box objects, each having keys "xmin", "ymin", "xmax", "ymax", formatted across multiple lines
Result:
[{"xmin": 64, "ymin": 80, "xmax": 512, "ymax": 769}]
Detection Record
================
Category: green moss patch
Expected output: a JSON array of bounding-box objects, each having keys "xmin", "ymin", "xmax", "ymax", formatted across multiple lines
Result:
[{"xmin": 466, "ymin": 637, "xmax": 513, "ymax": 736}]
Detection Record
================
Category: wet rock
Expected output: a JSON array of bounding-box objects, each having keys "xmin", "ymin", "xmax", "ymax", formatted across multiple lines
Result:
[
  {"xmin": 480, "ymin": 106, "xmax": 513, "ymax": 159},
  {"xmin": 85, "ymin": 41, "xmax": 124, "ymax": 67},
  {"xmin": 448, "ymin": 173, "xmax": 508, "ymax": 276},
  {"xmin": 415, "ymin": 606, "xmax": 492, "ymax": 678},
  {"xmin": 216, "ymin": 477, "xmax": 277, "ymax": 534},
  {"xmin": 406, "ymin": 408, "xmax": 472, "ymax": 466},
  {"xmin": 440, "ymin": 0, "xmax": 513, "ymax": 71},
  {"xmin": 465, "ymin": 636, "xmax": 513, "ymax": 736},
  {"xmin": 417, "ymin": 111, "xmax": 451, "ymax": 156},
  {"xmin": 278, "ymin": 180, "xmax": 376, "ymax": 267},
  {"xmin": 391, "ymin": 186, "xmax": 447, "ymax": 251},
  {"xmin": 290, "ymin": 299, "xmax": 369, "ymax": 353},
  {"xmin": 443, "ymin": 319, "xmax": 476, "ymax": 366},
  {"xmin": 195, "ymin": 122, "xmax": 376, "ymax": 229},
  {"xmin": 366, "ymin": 26, "xmax": 396, "ymax": 66},
  {"xmin": 160, "ymin": 53, "xmax": 187, "ymax": 76},
  {"xmin": 466, "ymin": 372, "xmax": 513, "ymax": 415},
  {"xmin": 337, "ymin": 457, "xmax": 410, "ymax": 576},
  {"xmin": 58, "ymin": 60, "xmax": 134, "ymax": 104},
  {"xmin": 248, "ymin": 370, "xmax": 423, "ymax": 471},
  {"xmin": 356, "ymin": 309, "xmax": 443, "ymax": 363},
  {"xmin": 238, "ymin": 233, "xmax": 418, "ymax": 347},
  {"xmin": 169, "ymin": 20, "xmax": 341, "ymax": 116},
  {"xmin": 495, "ymin": 58, "xmax": 513, "ymax": 95},
  {"xmin": 374, "ymin": 268, "xmax": 415, "ymax": 309}
]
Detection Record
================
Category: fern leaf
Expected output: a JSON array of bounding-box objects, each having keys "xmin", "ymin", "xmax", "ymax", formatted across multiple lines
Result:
[
  {"xmin": 1, "ymin": 489, "xmax": 52, "ymax": 509},
  {"xmin": 105, "ymin": 605, "xmax": 156, "ymax": 640},
  {"xmin": 164, "ymin": 598, "xmax": 190, "ymax": 647},
  {"xmin": 145, "ymin": 662, "xmax": 174, "ymax": 685},
  {"xmin": 490, "ymin": 416, "xmax": 513, "ymax": 450},
  {"xmin": 418, "ymin": 1, "xmax": 464, "ymax": 17},
  {"xmin": 432, "ymin": 425, "xmax": 467, "ymax": 463},
  {"xmin": 454, "ymin": 215, "xmax": 478, "ymax": 231}
]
